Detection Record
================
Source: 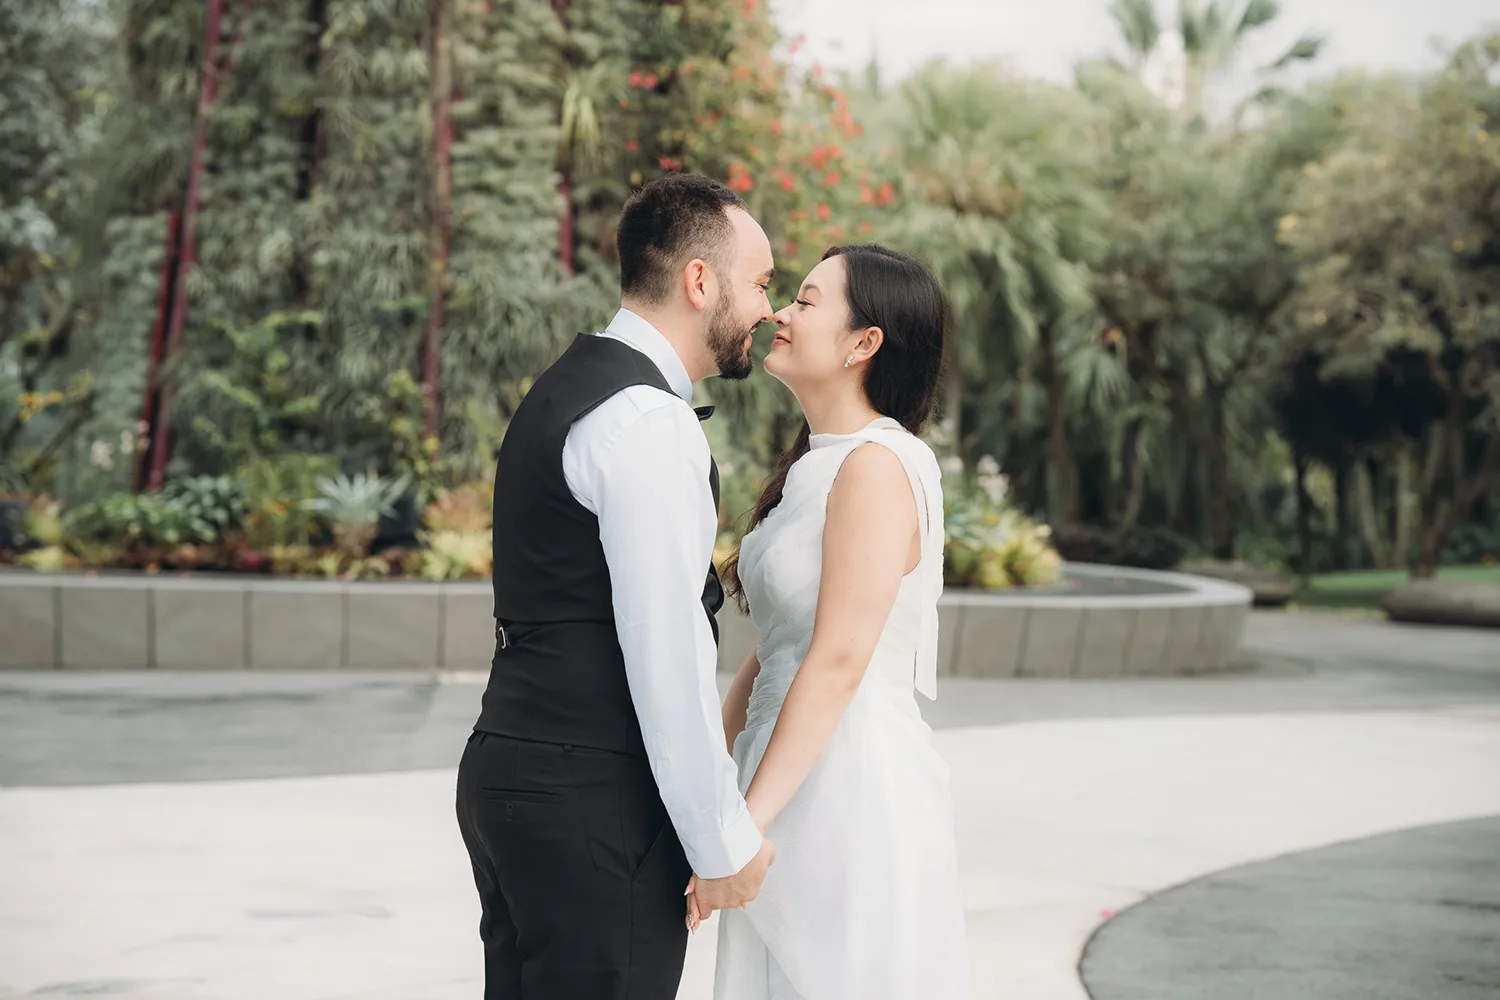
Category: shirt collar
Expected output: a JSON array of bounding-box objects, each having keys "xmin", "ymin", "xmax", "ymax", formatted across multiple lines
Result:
[{"xmin": 600, "ymin": 308, "xmax": 694, "ymax": 403}]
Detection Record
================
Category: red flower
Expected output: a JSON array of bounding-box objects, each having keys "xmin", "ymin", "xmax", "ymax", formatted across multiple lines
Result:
[
  {"xmin": 874, "ymin": 181, "xmax": 894, "ymax": 206},
  {"xmin": 780, "ymin": 175, "xmax": 795, "ymax": 192},
  {"xmin": 769, "ymin": 119, "xmax": 784, "ymax": 136},
  {"xmin": 858, "ymin": 221, "xmax": 873, "ymax": 234},
  {"xmin": 742, "ymin": 0, "xmax": 758, "ymax": 13},
  {"xmin": 823, "ymin": 170, "xmax": 841, "ymax": 188},
  {"xmin": 784, "ymin": 242, "xmax": 798, "ymax": 254},
  {"xmin": 728, "ymin": 164, "xmax": 754, "ymax": 192},
  {"xmin": 859, "ymin": 181, "xmax": 873, "ymax": 204},
  {"xmin": 625, "ymin": 139, "xmax": 640, "ymax": 152},
  {"xmin": 643, "ymin": 73, "xmax": 659, "ymax": 89},
  {"xmin": 629, "ymin": 70, "xmax": 643, "ymax": 87},
  {"xmin": 816, "ymin": 203, "xmax": 831, "ymax": 222},
  {"xmin": 659, "ymin": 156, "xmax": 682, "ymax": 171},
  {"xmin": 788, "ymin": 33, "xmax": 806, "ymax": 55}
]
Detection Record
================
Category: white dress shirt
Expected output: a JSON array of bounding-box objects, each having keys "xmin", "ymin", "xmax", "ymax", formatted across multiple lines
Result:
[{"xmin": 561, "ymin": 308, "xmax": 762, "ymax": 880}]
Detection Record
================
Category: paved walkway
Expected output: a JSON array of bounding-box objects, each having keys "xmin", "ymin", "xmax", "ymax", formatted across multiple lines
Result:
[
  {"xmin": 1080, "ymin": 816, "xmax": 1500, "ymax": 1000},
  {"xmin": 1, "ymin": 611, "xmax": 1497, "ymax": 999}
]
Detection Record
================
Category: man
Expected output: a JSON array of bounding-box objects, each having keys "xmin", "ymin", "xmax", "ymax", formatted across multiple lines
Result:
[{"xmin": 456, "ymin": 174, "xmax": 779, "ymax": 999}]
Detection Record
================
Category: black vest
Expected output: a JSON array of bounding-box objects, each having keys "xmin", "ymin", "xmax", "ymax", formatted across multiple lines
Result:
[{"xmin": 475, "ymin": 333, "xmax": 725, "ymax": 756}]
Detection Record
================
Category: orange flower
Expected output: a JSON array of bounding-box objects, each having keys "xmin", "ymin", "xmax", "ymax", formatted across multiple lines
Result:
[
  {"xmin": 629, "ymin": 70, "xmax": 643, "ymax": 87},
  {"xmin": 859, "ymin": 181, "xmax": 873, "ymax": 204},
  {"xmin": 727, "ymin": 164, "xmax": 754, "ymax": 192},
  {"xmin": 858, "ymin": 221, "xmax": 873, "ymax": 234},
  {"xmin": 625, "ymin": 139, "xmax": 640, "ymax": 151},
  {"xmin": 816, "ymin": 203, "xmax": 831, "ymax": 222},
  {"xmin": 875, "ymin": 181, "xmax": 894, "ymax": 206},
  {"xmin": 783, "ymin": 242, "xmax": 798, "ymax": 254},
  {"xmin": 780, "ymin": 174, "xmax": 795, "ymax": 192},
  {"xmin": 823, "ymin": 170, "xmax": 841, "ymax": 188},
  {"xmin": 769, "ymin": 119, "xmax": 784, "ymax": 136},
  {"xmin": 643, "ymin": 73, "xmax": 659, "ymax": 89},
  {"xmin": 659, "ymin": 156, "xmax": 682, "ymax": 171}
]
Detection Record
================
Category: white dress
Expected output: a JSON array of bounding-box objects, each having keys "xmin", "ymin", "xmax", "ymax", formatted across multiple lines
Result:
[{"xmin": 714, "ymin": 417, "xmax": 972, "ymax": 1000}]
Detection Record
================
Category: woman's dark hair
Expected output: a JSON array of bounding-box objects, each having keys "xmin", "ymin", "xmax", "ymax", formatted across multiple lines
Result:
[{"xmin": 722, "ymin": 244, "xmax": 947, "ymax": 609}]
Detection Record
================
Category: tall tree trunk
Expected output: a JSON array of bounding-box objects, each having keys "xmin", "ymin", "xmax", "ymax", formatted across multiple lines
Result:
[
  {"xmin": 1393, "ymin": 442, "xmax": 1415, "ymax": 566},
  {"xmin": 554, "ymin": 0, "xmax": 574, "ymax": 276},
  {"xmin": 1415, "ymin": 425, "xmax": 1500, "ymax": 579},
  {"xmin": 1413, "ymin": 392, "xmax": 1464, "ymax": 579},
  {"xmin": 143, "ymin": 0, "xmax": 230, "ymax": 491},
  {"xmin": 1333, "ymin": 460, "xmax": 1353, "ymax": 569},
  {"xmin": 1038, "ymin": 325, "xmax": 1075, "ymax": 525},
  {"xmin": 133, "ymin": 210, "xmax": 181, "ymax": 491},
  {"xmin": 1292, "ymin": 444, "xmax": 1312, "ymax": 573},
  {"xmin": 1352, "ymin": 457, "xmax": 1390, "ymax": 567},
  {"xmin": 291, "ymin": 0, "xmax": 328, "ymax": 308},
  {"xmin": 423, "ymin": 0, "xmax": 453, "ymax": 440},
  {"xmin": 1204, "ymin": 390, "xmax": 1234, "ymax": 559},
  {"xmin": 1120, "ymin": 416, "xmax": 1145, "ymax": 529}
]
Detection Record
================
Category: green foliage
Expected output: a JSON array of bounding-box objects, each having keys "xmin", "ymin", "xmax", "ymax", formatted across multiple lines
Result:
[
  {"xmin": 161, "ymin": 474, "xmax": 250, "ymax": 540},
  {"xmin": 6, "ymin": 2, "xmax": 1498, "ymax": 586},
  {"xmin": 943, "ymin": 456, "xmax": 1063, "ymax": 589},
  {"xmin": 304, "ymin": 470, "xmax": 409, "ymax": 527}
]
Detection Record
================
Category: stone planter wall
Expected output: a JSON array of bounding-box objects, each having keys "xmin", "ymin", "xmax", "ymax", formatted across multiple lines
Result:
[
  {"xmin": 0, "ymin": 571, "xmax": 496, "ymax": 670},
  {"xmin": 718, "ymin": 563, "xmax": 1253, "ymax": 678},
  {"xmin": 1, "ymin": 563, "xmax": 1252, "ymax": 676}
]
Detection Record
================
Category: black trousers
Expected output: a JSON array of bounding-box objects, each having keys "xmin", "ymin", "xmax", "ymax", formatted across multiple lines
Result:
[{"xmin": 456, "ymin": 731, "xmax": 693, "ymax": 999}]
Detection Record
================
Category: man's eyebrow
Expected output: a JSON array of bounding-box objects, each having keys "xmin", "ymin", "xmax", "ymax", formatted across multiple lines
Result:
[{"xmin": 756, "ymin": 268, "xmax": 776, "ymax": 282}]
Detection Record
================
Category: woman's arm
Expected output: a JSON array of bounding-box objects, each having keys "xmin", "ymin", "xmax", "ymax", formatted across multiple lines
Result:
[
  {"xmin": 721, "ymin": 645, "xmax": 762, "ymax": 755},
  {"xmin": 742, "ymin": 443, "xmax": 919, "ymax": 832}
]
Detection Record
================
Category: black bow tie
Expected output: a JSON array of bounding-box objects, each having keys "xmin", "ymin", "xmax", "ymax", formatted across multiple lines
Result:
[{"xmin": 694, "ymin": 405, "xmax": 715, "ymax": 422}]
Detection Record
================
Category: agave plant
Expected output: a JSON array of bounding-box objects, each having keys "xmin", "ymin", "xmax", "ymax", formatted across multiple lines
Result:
[{"xmin": 304, "ymin": 472, "xmax": 410, "ymax": 557}]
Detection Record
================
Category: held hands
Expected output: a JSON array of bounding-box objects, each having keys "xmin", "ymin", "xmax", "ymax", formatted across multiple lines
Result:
[{"xmin": 684, "ymin": 836, "xmax": 776, "ymax": 932}]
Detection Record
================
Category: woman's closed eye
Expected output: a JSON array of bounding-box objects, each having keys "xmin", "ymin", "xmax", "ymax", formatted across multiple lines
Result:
[{"xmin": 794, "ymin": 298, "xmax": 813, "ymax": 309}]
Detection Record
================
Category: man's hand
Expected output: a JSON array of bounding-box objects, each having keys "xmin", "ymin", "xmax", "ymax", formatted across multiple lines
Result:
[{"xmin": 684, "ymin": 837, "xmax": 776, "ymax": 931}]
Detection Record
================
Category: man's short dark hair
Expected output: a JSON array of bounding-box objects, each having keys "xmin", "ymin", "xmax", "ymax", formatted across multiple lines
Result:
[{"xmin": 617, "ymin": 174, "xmax": 745, "ymax": 305}]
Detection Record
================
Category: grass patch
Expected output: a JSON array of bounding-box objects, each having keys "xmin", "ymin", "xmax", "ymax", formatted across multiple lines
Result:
[{"xmin": 1293, "ymin": 563, "xmax": 1500, "ymax": 610}]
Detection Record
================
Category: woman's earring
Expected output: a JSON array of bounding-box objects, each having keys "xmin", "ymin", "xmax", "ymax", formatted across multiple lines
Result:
[{"xmin": 844, "ymin": 354, "xmax": 855, "ymax": 368}]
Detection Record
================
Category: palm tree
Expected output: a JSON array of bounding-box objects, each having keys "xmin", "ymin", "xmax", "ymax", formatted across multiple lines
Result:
[
  {"xmin": 1109, "ymin": 0, "xmax": 1322, "ymax": 117},
  {"xmin": 887, "ymin": 65, "xmax": 1116, "ymax": 523}
]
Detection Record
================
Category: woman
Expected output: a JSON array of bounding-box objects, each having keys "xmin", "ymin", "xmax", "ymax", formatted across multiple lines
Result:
[{"xmin": 688, "ymin": 245, "xmax": 971, "ymax": 999}]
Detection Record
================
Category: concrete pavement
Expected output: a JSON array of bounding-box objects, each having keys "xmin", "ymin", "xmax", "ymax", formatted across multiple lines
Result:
[{"xmin": 0, "ymin": 610, "xmax": 1497, "ymax": 999}]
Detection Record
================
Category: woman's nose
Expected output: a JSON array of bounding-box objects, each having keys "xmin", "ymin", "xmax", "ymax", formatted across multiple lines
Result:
[{"xmin": 772, "ymin": 305, "xmax": 791, "ymax": 326}]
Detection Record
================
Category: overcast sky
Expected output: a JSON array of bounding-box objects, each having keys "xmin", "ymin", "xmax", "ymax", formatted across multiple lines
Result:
[{"xmin": 771, "ymin": 0, "xmax": 1497, "ymax": 91}]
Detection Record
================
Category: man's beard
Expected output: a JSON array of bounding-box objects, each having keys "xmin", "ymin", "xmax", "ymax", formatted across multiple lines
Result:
[{"xmin": 706, "ymin": 292, "xmax": 754, "ymax": 381}]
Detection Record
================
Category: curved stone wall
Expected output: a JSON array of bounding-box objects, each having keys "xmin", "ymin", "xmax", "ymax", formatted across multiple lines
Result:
[
  {"xmin": 0, "ymin": 563, "xmax": 1251, "ymax": 675},
  {"xmin": 716, "ymin": 563, "xmax": 1254, "ymax": 678}
]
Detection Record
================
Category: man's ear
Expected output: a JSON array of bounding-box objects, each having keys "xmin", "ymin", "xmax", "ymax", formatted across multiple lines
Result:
[{"xmin": 683, "ymin": 258, "xmax": 711, "ymax": 313}]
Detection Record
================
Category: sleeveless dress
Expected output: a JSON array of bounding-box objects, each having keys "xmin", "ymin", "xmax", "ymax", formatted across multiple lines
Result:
[{"xmin": 714, "ymin": 418, "xmax": 972, "ymax": 1000}]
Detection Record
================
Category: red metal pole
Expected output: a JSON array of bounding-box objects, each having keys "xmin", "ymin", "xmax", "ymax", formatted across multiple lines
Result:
[
  {"xmin": 146, "ymin": 0, "xmax": 228, "ymax": 491},
  {"xmin": 134, "ymin": 210, "xmax": 181, "ymax": 491},
  {"xmin": 422, "ymin": 0, "xmax": 452, "ymax": 441}
]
